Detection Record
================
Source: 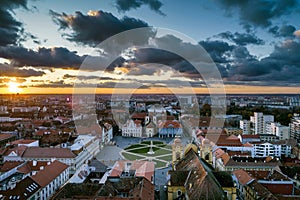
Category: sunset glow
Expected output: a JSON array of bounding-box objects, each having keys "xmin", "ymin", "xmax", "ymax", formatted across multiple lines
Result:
[{"xmin": 8, "ymin": 81, "xmax": 22, "ymax": 94}]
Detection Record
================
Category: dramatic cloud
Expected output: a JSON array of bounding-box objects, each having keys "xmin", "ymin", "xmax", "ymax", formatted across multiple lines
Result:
[
  {"xmin": 115, "ymin": 0, "xmax": 165, "ymax": 16},
  {"xmin": 0, "ymin": 0, "xmax": 30, "ymax": 46},
  {"xmin": 50, "ymin": 10, "xmax": 153, "ymax": 46},
  {"xmin": 216, "ymin": 0, "xmax": 299, "ymax": 28},
  {"xmin": 199, "ymin": 40, "xmax": 234, "ymax": 63},
  {"xmin": 0, "ymin": 46, "xmax": 85, "ymax": 68},
  {"xmin": 269, "ymin": 25, "xmax": 297, "ymax": 38},
  {"xmin": 216, "ymin": 31, "xmax": 264, "ymax": 46},
  {"xmin": 0, "ymin": 63, "xmax": 45, "ymax": 77},
  {"xmin": 225, "ymin": 40, "xmax": 300, "ymax": 85},
  {"xmin": 32, "ymin": 80, "xmax": 74, "ymax": 88}
]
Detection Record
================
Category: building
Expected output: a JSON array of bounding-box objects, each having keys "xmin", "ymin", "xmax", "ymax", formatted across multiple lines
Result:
[
  {"xmin": 30, "ymin": 160, "xmax": 69, "ymax": 200},
  {"xmin": 238, "ymin": 134, "xmax": 261, "ymax": 144},
  {"xmin": 266, "ymin": 122, "xmax": 289, "ymax": 140},
  {"xmin": 289, "ymin": 114, "xmax": 300, "ymax": 142},
  {"xmin": 240, "ymin": 120, "xmax": 251, "ymax": 134},
  {"xmin": 0, "ymin": 176, "xmax": 41, "ymax": 200},
  {"xmin": 167, "ymin": 148, "xmax": 228, "ymax": 200},
  {"xmin": 101, "ymin": 122, "xmax": 113, "ymax": 144},
  {"xmin": 10, "ymin": 139, "xmax": 39, "ymax": 147},
  {"xmin": 252, "ymin": 112, "xmax": 274, "ymax": 135},
  {"xmin": 224, "ymin": 127, "xmax": 243, "ymax": 136},
  {"xmin": 109, "ymin": 160, "xmax": 155, "ymax": 183},
  {"xmin": 232, "ymin": 169, "xmax": 254, "ymax": 200},
  {"xmin": 122, "ymin": 119, "xmax": 143, "ymax": 137},
  {"xmin": 20, "ymin": 147, "xmax": 76, "ymax": 173},
  {"xmin": 158, "ymin": 120, "xmax": 183, "ymax": 138},
  {"xmin": 70, "ymin": 134, "xmax": 100, "ymax": 171},
  {"xmin": 97, "ymin": 177, "xmax": 154, "ymax": 200},
  {"xmin": 215, "ymin": 153, "xmax": 281, "ymax": 172},
  {"xmin": 253, "ymin": 112, "xmax": 264, "ymax": 135},
  {"xmin": 259, "ymin": 134, "xmax": 279, "ymax": 142},
  {"xmin": 0, "ymin": 160, "xmax": 69, "ymax": 200},
  {"xmin": 244, "ymin": 180, "xmax": 277, "ymax": 200},
  {"xmin": 95, "ymin": 160, "xmax": 155, "ymax": 200}
]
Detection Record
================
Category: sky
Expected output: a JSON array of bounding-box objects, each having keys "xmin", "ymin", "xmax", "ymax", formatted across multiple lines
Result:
[{"xmin": 0, "ymin": 0, "xmax": 300, "ymax": 94}]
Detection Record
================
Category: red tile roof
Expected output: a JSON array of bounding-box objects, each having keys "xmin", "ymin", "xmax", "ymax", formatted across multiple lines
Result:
[
  {"xmin": 109, "ymin": 160, "xmax": 154, "ymax": 182},
  {"xmin": 0, "ymin": 133, "xmax": 15, "ymax": 141},
  {"xmin": 31, "ymin": 160, "xmax": 68, "ymax": 187},
  {"xmin": 158, "ymin": 120, "xmax": 182, "ymax": 128},
  {"xmin": 22, "ymin": 147, "xmax": 76, "ymax": 158},
  {"xmin": 216, "ymin": 134, "xmax": 242, "ymax": 146},
  {"xmin": 11, "ymin": 139, "xmax": 37, "ymax": 145},
  {"xmin": 233, "ymin": 169, "xmax": 254, "ymax": 185},
  {"xmin": 18, "ymin": 161, "xmax": 49, "ymax": 174},
  {"xmin": 4, "ymin": 146, "xmax": 27, "ymax": 157},
  {"xmin": 0, "ymin": 161, "xmax": 24, "ymax": 172}
]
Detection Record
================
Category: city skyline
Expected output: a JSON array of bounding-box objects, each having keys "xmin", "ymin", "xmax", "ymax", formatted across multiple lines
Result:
[{"xmin": 0, "ymin": 0, "xmax": 300, "ymax": 94}]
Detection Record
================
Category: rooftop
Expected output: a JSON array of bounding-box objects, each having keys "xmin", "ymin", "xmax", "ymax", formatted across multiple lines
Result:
[
  {"xmin": 31, "ymin": 160, "xmax": 68, "ymax": 187},
  {"xmin": 22, "ymin": 147, "xmax": 76, "ymax": 158}
]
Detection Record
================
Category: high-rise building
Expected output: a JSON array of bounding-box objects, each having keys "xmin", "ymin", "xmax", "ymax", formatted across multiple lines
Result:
[
  {"xmin": 240, "ymin": 120, "xmax": 251, "ymax": 134},
  {"xmin": 253, "ymin": 112, "xmax": 274, "ymax": 135},
  {"xmin": 254, "ymin": 112, "xmax": 264, "ymax": 135},
  {"xmin": 290, "ymin": 114, "xmax": 300, "ymax": 142}
]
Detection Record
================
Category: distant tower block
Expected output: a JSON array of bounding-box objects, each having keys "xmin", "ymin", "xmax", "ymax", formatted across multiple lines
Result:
[{"xmin": 172, "ymin": 136, "xmax": 183, "ymax": 169}]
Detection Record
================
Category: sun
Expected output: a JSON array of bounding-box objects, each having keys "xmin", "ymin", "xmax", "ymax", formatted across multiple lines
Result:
[{"xmin": 8, "ymin": 81, "xmax": 22, "ymax": 93}]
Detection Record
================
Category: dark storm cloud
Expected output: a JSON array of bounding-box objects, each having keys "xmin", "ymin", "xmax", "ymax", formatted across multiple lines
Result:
[
  {"xmin": 0, "ymin": 0, "xmax": 28, "ymax": 46},
  {"xmin": 0, "ymin": 46, "xmax": 85, "ymax": 68},
  {"xmin": 225, "ymin": 40, "xmax": 300, "ymax": 85},
  {"xmin": 268, "ymin": 25, "xmax": 297, "ymax": 38},
  {"xmin": 50, "ymin": 10, "xmax": 153, "ymax": 46},
  {"xmin": 216, "ymin": 0, "xmax": 299, "ymax": 28},
  {"xmin": 115, "ymin": 0, "xmax": 165, "ymax": 16},
  {"xmin": 0, "ymin": 63, "xmax": 45, "ymax": 77},
  {"xmin": 199, "ymin": 40, "xmax": 234, "ymax": 63},
  {"xmin": 216, "ymin": 31, "xmax": 265, "ymax": 46}
]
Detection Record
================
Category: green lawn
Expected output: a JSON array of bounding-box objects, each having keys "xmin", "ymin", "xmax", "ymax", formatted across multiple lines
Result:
[
  {"xmin": 121, "ymin": 152, "xmax": 145, "ymax": 160},
  {"xmin": 156, "ymin": 154, "xmax": 172, "ymax": 162},
  {"xmin": 153, "ymin": 159, "xmax": 168, "ymax": 168},
  {"xmin": 122, "ymin": 141, "xmax": 172, "ymax": 169},
  {"xmin": 124, "ymin": 144, "xmax": 147, "ymax": 150}
]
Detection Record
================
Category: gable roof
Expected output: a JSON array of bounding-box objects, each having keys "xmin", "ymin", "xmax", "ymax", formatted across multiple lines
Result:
[
  {"xmin": 31, "ymin": 160, "xmax": 68, "ymax": 187},
  {"xmin": 0, "ymin": 161, "xmax": 24, "ymax": 172},
  {"xmin": 174, "ymin": 150, "xmax": 226, "ymax": 200},
  {"xmin": 233, "ymin": 169, "xmax": 254, "ymax": 185},
  {"xmin": 22, "ymin": 147, "xmax": 76, "ymax": 158}
]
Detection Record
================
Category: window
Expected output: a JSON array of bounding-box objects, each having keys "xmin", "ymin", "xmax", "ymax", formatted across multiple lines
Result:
[{"xmin": 177, "ymin": 190, "xmax": 182, "ymax": 196}]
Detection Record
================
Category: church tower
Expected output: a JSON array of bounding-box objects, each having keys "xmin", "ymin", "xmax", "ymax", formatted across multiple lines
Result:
[
  {"xmin": 200, "ymin": 139, "xmax": 213, "ymax": 165},
  {"xmin": 172, "ymin": 136, "xmax": 183, "ymax": 169}
]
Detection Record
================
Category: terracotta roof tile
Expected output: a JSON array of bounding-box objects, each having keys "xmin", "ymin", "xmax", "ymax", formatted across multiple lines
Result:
[
  {"xmin": 233, "ymin": 169, "xmax": 254, "ymax": 185},
  {"xmin": 0, "ymin": 161, "xmax": 24, "ymax": 172},
  {"xmin": 0, "ymin": 133, "xmax": 15, "ymax": 141},
  {"xmin": 22, "ymin": 147, "xmax": 76, "ymax": 158},
  {"xmin": 31, "ymin": 160, "xmax": 68, "ymax": 187}
]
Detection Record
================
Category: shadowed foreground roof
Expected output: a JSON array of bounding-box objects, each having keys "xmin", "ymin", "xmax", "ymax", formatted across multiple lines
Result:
[
  {"xmin": 97, "ymin": 177, "xmax": 154, "ymax": 200},
  {"xmin": 175, "ymin": 149, "xmax": 226, "ymax": 200}
]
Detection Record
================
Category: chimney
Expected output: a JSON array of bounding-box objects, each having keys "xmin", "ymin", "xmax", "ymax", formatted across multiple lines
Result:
[{"xmin": 40, "ymin": 166, "xmax": 44, "ymax": 170}]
